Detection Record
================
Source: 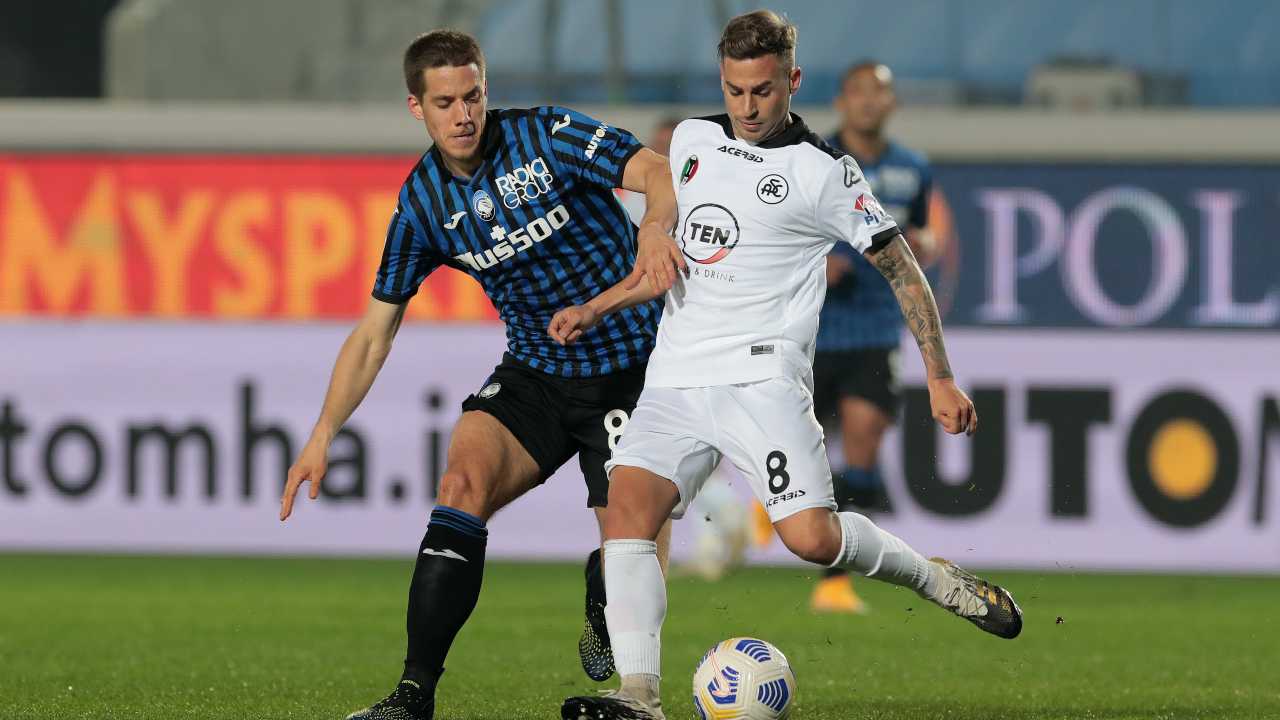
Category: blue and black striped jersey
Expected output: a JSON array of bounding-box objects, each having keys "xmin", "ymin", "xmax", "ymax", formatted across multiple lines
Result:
[{"xmin": 373, "ymin": 106, "xmax": 660, "ymax": 378}]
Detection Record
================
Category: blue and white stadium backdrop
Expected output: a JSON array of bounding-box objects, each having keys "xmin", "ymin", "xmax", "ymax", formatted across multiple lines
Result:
[{"xmin": 2, "ymin": 162, "xmax": 1278, "ymax": 572}]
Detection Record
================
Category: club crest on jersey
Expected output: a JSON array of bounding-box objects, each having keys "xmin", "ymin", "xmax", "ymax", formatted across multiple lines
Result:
[
  {"xmin": 855, "ymin": 192, "xmax": 887, "ymax": 225},
  {"xmin": 679, "ymin": 203, "xmax": 740, "ymax": 265},
  {"xmin": 472, "ymin": 190, "xmax": 496, "ymax": 222},
  {"xmin": 756, "ymin": 174, "xmax": 789, "ymax": 204},
  {"xmin": 680, "ymin": 155, "xmax": 699, "ymax": 185}
]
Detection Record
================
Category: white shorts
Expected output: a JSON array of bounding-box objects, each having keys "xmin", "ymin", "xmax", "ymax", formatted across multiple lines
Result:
[{"xmin": 606, "ymin": 375, "xmax": 836, "ymax": 522}]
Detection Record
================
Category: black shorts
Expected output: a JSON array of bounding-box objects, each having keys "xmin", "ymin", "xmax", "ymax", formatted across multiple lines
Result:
[
  {"xmin": 460, "ymin": 353, "xmax": 646, "ymax": 508},
  {"xmin": 812, "ymin": 347, "xmax": 901, "ymax": 423}
]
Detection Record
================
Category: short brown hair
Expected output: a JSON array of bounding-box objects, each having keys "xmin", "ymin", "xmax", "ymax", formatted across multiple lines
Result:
[
  {"xmin": 840, "ymin": 60, "xmax": 893, "ymax": 91},
  {"xmin": 403, "ymin": 30, "xmax": 486, "ymax": 98},
  {"xmin": 717, "ymin": 10, "xmax": 798, "ymax": 68}
]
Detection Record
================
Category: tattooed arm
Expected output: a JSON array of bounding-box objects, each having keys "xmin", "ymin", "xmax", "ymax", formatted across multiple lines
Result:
[{"xmin": 866, "ymin": 234, "xmax": 977, "ymax": 435}]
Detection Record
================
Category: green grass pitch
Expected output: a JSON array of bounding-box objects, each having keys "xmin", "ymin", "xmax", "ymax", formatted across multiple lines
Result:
[{"xmin": 2, "ymin": 554, "xmax": 1277, "ymax": 719}]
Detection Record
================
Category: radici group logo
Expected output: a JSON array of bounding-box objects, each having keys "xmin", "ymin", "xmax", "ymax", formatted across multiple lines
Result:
[{"xmin": 679, "ymin": 203, "xmax": 740, "ymax": 265}]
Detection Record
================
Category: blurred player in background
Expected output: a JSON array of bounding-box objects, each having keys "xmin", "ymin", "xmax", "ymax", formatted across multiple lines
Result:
[
  {"xmin": 554, "ymin": 12, "xmax": 1019, "ymax": 718},
  {"xmin": 810, "ymin": 60, "xmax": 937, "ymax": 614},
  {"xmin": 277, "ymin": 29, "xmax": 685, "ymax": 720}
]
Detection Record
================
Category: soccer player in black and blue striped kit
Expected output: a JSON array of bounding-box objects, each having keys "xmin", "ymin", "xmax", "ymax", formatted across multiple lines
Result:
[{"xmin": 278, "ymin": 30, "xmax": 685, "ymax": 720}]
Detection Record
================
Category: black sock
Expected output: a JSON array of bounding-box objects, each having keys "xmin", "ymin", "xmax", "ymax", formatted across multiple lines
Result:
[
  {"xmin": 824, "ymin": 566, "xmax": 847, "ymax": 579},
  {"xmin": 402, "ymin": 506, "xmax": 488, "ymax": 689},
  {"xmin": 585, "ymin": 548, "xmax": 606, "ymax": 610}
]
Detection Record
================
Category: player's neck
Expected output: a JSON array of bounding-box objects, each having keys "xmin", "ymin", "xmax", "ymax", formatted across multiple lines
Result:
[
  {"xmin": 840, "ymin": 127, "xmax": 888, "ymax": 164},
  {"xmin": 439, "ymin": 151, "xmax": 483, "ymax": 180}
]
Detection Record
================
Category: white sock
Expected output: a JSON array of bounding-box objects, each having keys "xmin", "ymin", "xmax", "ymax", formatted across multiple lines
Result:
[
  {"xmin": 831, "ymin": 511, "xmax": 938, "ymax": 595},
  {"xmin": 603, "ymin": 539, "xmax": 665, "ymax": 680}
]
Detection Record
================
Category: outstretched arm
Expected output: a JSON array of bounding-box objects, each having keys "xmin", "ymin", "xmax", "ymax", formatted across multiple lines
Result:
[
  {"xmin": 548, "ymin": 275, "xmax": 663, "ymax": 346},
  {"xmin": 281, "ymin": 297, "xmax": 406, "ymax": 519},
  {"xmin": 865, "ymin": 234, "xmax": 976, "ymax": 435}
]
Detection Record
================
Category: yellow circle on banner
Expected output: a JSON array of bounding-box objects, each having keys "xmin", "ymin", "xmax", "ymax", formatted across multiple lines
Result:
[{"xmin": 1148, "ymin": 419, "xmax": 1217, "ymax": 500}]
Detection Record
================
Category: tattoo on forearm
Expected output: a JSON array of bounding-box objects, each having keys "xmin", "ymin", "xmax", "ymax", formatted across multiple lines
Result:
[{"xmin": 871, "ymin": 238, "xmax": 953, "ymax": 380}]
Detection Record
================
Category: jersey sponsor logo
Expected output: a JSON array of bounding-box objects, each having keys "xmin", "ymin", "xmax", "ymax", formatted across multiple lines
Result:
[
  {"xmin": 855, "ymin": 192, "xmax": 887, "ymax": 225},
  {"xmin": 841, "ymin": 156, "xmax": 863, "ymax": 188},
  {"xmin": 679, "ymin": 203, "xmax": 740, "ymax": 265},
  {"xmin": 551, "ymin": 113, "xmax": 571, "ymax": 135},
  {"xmin": 717, "ymin": 144, "xmax": 764, "ymax": 163},
  {"xmin": 453, "ymin": 204, "xmax": 571, "ymax": 272},
  {"xmin": 472, "ymin": 190, "xmax": 496, "ymax": 222},
  {"xmin": 750, "ymin": 344, "xmax": 774, "ymax": 356},
  {"xmin": 584, "ymin": 122, "xmax": 609, "ymax": 160},
  {"xmin": 756, "ymin": 174, "xmax": 789, "ymax": 204},
  {"xmin": 765, "ymin": 488, "xmax": 807, "ymax": 508},
  {"xmin": 495, "ymin": 157, "xmax": 555, "ymax": 209},
  {"xmin": 443, "ymin": 210, "xmax": 466, "ymax": 230},
  {"xmin": 680, "ymin": 155, "xmax": 699, "ymax": 185}
]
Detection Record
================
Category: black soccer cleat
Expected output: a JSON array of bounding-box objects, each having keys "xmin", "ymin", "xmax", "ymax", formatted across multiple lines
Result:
[
  {"xmin": 923, "ymin": 558, "xmax": 1023, "ymax": 639},
  {"xmin": 561, "ymin": 693, "xmax": 664, "ymax": 720},
  {"xmin": 579, "ymin": 549, "xmax": 616, "ymax": 682},
  {"xmin": 345, "ymin": 679, "xmax": 434, "ymax": 720}
]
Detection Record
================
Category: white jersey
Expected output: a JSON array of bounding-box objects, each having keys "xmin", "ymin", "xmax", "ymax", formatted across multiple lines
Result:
[{"xmin": 645, "ymin": 114, "xmax": 901, "ymax": 388}]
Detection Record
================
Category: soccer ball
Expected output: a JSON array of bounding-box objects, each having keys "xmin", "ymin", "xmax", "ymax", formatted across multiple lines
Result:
[{"xmin": 692, "ymin": 637, "xmax": 796, "ymax": 719}]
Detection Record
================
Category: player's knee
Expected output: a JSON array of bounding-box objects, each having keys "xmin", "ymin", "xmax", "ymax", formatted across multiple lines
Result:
[
  {"xmin": 436, "ymin": 467, "xmax": 497, "ymax": 518},
  {"xmin": 778, "ymin": 519, "xmax": 842, "ymax": 566}
]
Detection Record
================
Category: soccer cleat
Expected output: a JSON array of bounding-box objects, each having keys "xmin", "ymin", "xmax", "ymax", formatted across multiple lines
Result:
[
  {"xmin": 810, "ymin": 573, "xmax": 870, "ymax": 614},
  {"xmin": 345, "ymin": 679, "xmax": 433, "ymax": 720},
  {"xmin": 922, "ymin": 558, "xmax": 1023, "ymax": 639},
  {"xmin": 561, "ymin": 691, "xmax": 665, "ymax": 720},
  {"xmin": 579, "ymin": 549, "xmax": 616, "ymax": 682}
]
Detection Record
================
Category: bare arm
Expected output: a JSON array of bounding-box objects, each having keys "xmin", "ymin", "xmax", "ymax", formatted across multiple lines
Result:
[
  {"xmin": 866, "ymin": 235, "xmax": 976, "ymax": 435},
  {"xmin": 280, "ymin": 297, "xmax": 406, "ymax": 519},
  {"xmin": 548, "ymin": 273, "xmax": 664, "ymax": 346},
  {"xmin": 620, "ymin": 147, "xmax": 687, "ymax": 292}
]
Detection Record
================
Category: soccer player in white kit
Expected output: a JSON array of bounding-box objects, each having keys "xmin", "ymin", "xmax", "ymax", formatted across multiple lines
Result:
[{"xmin": 551, "ymin": 10, "xmax": 1022, "ymax": 719}]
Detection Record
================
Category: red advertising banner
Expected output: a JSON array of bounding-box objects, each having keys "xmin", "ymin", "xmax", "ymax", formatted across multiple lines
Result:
[{"xmin": 0, "ymin": 154, "xmax": 499, "ymax": 321}]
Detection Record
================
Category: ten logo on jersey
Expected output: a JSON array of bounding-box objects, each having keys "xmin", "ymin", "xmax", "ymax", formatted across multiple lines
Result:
[{"xmin": 679, "ymin": 203, "xmax": 740, "ymax": 265}]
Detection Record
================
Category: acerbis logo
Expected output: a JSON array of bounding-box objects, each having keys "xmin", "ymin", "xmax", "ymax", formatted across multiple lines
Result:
[
  {"xmin": 717, "ymin": 145, "xmax": 764, "ymax": 163},
  {"xmin": 584, "ymin": 122, "xmax": 609, "ymax": 160},
  {"xmin": 453, "ymin": 205, "xmax": 571, "ymax": 272},
  {"xmin": 765, "ymin": 488, "xmax": 807, "ymax": 508},
  {"xmin": 472, "ymin": 190, "xmax": 496, "ymax": 222},
  {"xmin": 496, "ymin": 157, "xmax": 555, "ymax": 209},
  {"xmin": 756, "ymin": 174, "xmax": 789, "ymax": 204},
  {"xmin": 679, "ymin": 203, "xmax": 740, "ymax": 265}
]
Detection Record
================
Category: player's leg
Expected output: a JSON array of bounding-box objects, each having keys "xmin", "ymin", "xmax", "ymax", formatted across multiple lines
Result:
[
  {"xmin": 722, "ymin": 376, "xmax": 1022, "ymax": 640},
  {"xmin": 563, "ymin": 387, "xmax": 719, "ymax": 720},
  {"xmin": 581, "ymin": 507, "xmax": 672, "ymax": 683},
  {"xmin": 773, "ymin": 506, "xmax": 1022, "ymax": 638},
  {"xmin": 572, "ymin": 363, "xmax": 673, "ymax": 682}
]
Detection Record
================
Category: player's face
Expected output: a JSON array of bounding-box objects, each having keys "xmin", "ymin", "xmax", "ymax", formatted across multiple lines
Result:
[
  {"xmin": 720, "ymin": 55, "xmax": 802, "ymax": 145},
  {"xmin": 409, "ymin": 64, "xmax": 488, "ymax": 163},
  {"xmin": 836, "ymin": 66, "xmax": 895, "ymax": 135}
]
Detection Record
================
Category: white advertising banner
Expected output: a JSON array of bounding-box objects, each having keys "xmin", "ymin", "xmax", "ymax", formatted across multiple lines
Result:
[{"xmin": 1, "ymin": 323, "xmax": 1277, "ymax": 572}]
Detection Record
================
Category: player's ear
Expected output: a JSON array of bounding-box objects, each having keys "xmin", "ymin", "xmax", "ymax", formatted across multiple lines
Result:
[
  {"xmin": 408, "ymin": 94, "xmax": 425, "ymax": 121},
  {"xmin": 789, "ymin": 66, "xmax": 802, "ymax": 96}
]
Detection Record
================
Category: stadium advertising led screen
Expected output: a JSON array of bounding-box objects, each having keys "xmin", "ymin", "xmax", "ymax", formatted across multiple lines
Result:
[{"xmin": 2, "ymin": 154, "xmax": 1277, "ymax": 571}]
